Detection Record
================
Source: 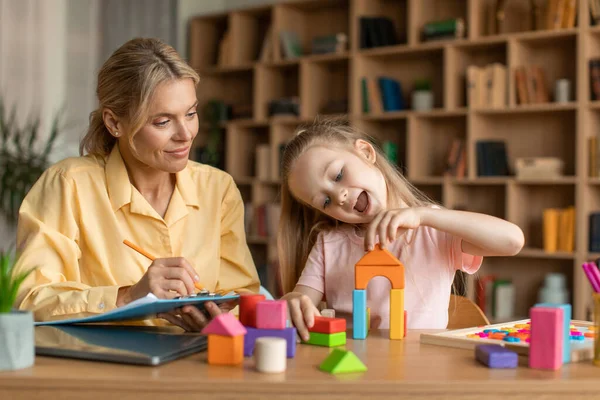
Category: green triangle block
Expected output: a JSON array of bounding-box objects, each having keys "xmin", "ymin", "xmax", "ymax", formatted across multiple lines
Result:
[{"xmin": 319, "ymin": 349, "xmax": 367, "ymax": 374}]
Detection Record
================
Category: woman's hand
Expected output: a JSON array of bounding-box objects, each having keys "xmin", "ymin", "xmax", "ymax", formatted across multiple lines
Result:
[
  {"xmin": 157, "ymin": 300, "xmax": 238, "ymax": 332},
  {"xmin": 117, "ymin": 257, "xmax": 201, "ymax": 306},
  {"xmin": 365, "ymin": 207, "xmax": 423, "ymax": 251},
  {"xmin": 282, "ymin": 291, "xmax": 320, "ymax": 342}
]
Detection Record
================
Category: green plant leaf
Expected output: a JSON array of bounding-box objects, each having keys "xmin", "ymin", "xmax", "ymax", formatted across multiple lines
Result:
[
  {"xmin": 0, "ymin": 96, "xmax": 62, "ymax": 224},
  {"xmin": 0, "ymin": 249, "xmax": 36, "ymax": 313}
]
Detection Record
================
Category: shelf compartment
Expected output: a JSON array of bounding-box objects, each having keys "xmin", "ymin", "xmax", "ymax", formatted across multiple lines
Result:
[
  {"xmin": 406, "ymin": 114, "xmax": 466, "ymax": 179},
  {"xmin": 475, "ymin": 257, "xmax": 574, "ymax": 320},
  {"xmin": 300, "ymin": 57, "xmax": 349, "ymax": 118},
  {"xmin": 507, "ymin": 182, "xmax": 575, "ymax": 251},
  {"xmin": 448, "ymin": 41, "xmax": 507, "ymax": 109},
  {"xmin": 354, "ymin": 48, "xmax": 444, "ymax": 115},
  {"xmin": 353, "ymin": 0, "xmax": 408, "ymax": 50},
  {"xmin": 354, "ymin": 119, "xmax": 407, "ymax": 175},
  {"xmin": 196, "ymin": 69, "xmax": 254, "ymax": 123},
  {"xmin": 255, "ymin": 64, "xmax": 300, "ymax": 120},
  {"xmin": 583, "ymin": 185, "xmax": 600, "ymax": 253},
  {"xmin": 189, "ymin": 13, "xmax": 229, "ymax": 70},
  {"xmin": 270, "ymin": 121, "xmax": 305, "ymax": 181},
  {"xmin": 510, "ymin": 33, "xmax": 577, "ymax": 106},
  {"xmin": 413, "ymin": 183, "xmax": 443, "ymax": 205},
  {"xmin": 229, "ymin": 7, "xmax": 273, "ymax": 65},
  {"xmin": 409, "ymin": 0, "xmax": 467, "ymax": 45},
  {"xmin": 470, "ymin": 109, "xmax": 576, "ymax": 177},
  {"xmin": 225, "ymin": 125, "xmax": 270, "ymax": 180},
  {"xmin": 273, "ymin": 0, "xmax": 349, "ymax": 62},
  {"xmin": 445, "ymin": 183, "xmax": 506, "ymax": 220}
]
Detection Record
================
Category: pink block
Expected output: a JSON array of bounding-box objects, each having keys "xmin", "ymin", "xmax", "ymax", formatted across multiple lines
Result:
[
  {"xmin": 255, "ymin": 300, "xmax": 287, "ymax": 329},
  {"xmin": 529, "ymin": 307, "xmax": 563, "ymax": 370}
]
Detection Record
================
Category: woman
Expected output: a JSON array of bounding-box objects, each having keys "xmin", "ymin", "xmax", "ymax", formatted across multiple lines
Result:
[{"xmin": 13, "ymin": 37, "xmax": 259, "ymax": 331}]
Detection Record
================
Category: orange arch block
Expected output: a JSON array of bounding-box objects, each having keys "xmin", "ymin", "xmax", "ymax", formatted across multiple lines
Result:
[{"xmin": 355, "ymin": 245, "xmax": 405, "ymax": 290}]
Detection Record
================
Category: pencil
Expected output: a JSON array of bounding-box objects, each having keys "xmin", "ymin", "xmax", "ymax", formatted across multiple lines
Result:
[
  {"xmin": 122, "ymin": 239, "xmax": 204, "ymax": 291},
  {"xmin": 123, "ymin": 239, "xmax": 156, "ymax": 261}
]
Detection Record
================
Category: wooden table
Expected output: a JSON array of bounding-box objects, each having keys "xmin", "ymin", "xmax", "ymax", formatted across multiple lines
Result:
[{"xmin": 2, "ymin": 329, "xmax": 600, "ymax": 399}]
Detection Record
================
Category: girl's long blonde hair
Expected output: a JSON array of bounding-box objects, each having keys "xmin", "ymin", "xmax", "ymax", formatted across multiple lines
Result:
[
  {"xmin": 80, "ymin": 37, "xmax": 200, "ymax": 156},
  {"xmin": 277, "ymin": 117, "xmax": 436, "ymax": 294}
]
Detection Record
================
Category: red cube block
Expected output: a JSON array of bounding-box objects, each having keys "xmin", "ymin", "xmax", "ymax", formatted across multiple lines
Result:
[
  {"xmin": 309, "ymin": 316, "xmax": 346, "ymax": 334},
  {"xmin": 239, "ymin": 294, "xmax": 265, "ymax": 327}
]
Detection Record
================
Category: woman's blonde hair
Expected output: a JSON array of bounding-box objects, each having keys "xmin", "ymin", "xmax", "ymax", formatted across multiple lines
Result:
[
  {"xmin": 277, "ymin": 117, "xmax": 436, "ymax": 294},
  {"xmin": 80, "ymin": 37, "xmax": 200, "ymax": 156}
]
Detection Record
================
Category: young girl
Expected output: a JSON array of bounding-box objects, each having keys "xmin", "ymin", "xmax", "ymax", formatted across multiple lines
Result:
[{"xmin": 277, "ymin": 118, "xmax": 525, "ymax": 341}]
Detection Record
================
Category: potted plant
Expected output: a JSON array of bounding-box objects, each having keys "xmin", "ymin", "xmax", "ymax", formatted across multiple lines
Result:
[
  {"xmin": 411, "ymin": 79, "xmax": 434, "ymax": 111},
  {"xmin": 0, "ymin": 248, "xmax": 35, "ymax": 371},
  {"xmin": 0, "ymin": 97, "xmax": 60, "ymax": 225},
  {"xmin": 0, "ymin": 97, "xmax": 59, "ymax": 370}
]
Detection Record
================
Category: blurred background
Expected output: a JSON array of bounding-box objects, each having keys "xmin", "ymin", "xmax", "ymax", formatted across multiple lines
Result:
[{"xmin": 1, "ymin": 0, "xmax": 596, "ymax": 324}]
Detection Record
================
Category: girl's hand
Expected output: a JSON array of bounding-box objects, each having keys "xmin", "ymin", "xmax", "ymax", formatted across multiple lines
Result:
[
  {"xmin": 281, "ymin": 292, "xmax": 320, "ymax": 341},
  {"xmin": 157, "ymin": 300, "xmax": 238, "ymax": 332},
  {"xmin": 365, "ymin": 207, "xmax": 423, "ymax": 251}
]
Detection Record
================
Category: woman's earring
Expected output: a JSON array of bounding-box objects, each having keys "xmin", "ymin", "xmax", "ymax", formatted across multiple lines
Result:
[{"xmin": 113, "ymin": 131, "xmax": 120, "ymax": 137}]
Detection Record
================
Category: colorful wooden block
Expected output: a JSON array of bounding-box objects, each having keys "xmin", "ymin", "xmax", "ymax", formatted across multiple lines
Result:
[
  {"xmin": 201, "ymin": 313, "xmax": 247, "ymax": 336},
  {"xmin": 208, "ymin": 335, "xmax": 244, "ymax": 365},
  {"xmin": 256, "ymin": 300, "xmax": 287, "ymax": 330},
  {"xmin": 254, "ymin": 337, "xmax": 287, "ymax": 373},
  {"xmin": 352, "ymin": 289, "xmax": 367, "ymax": 339},
  {"xmin": 475, "ymin": 344, "xmax": 518, "ymax": 368},
  {"xmin": 303, "ymin": 331, "xmax": 346, "ymax": 347},
  {"xmin": 243, "ymin": 327, "xmax": 296, "ymax": 358},
  {"xmin": 354, "ymin": 244, "xmax": 405, "ymax": 290},
  {"xmin": 239, "ymin": 294, "xmax": 265, "ymax": 328},
  {"xmin": 390, "ymin": 288, "xmax": 404, "ymax": 340},
  {"xmin": 535, "ymin": 302, "xmax": 571, "ymax": 363},
  {"xmin": 309, "ymin": 316, "xmax": 346, "ymax": 334},
  {"xmin": 529, "ymin": 307, "xmax": 563, "ymax": 370},
  {"xmin": 319, "ymin": 348, "xmax": 367, "ymax": 374},
  {"xmin": 321, "ymin": 309, "xmax": 335, "ymax": 318}
]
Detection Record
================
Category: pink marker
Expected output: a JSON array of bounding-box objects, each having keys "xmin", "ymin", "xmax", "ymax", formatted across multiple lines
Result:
[{"xmin": 582, "ymin": 263, "xmax": 600, "ymax": 292}]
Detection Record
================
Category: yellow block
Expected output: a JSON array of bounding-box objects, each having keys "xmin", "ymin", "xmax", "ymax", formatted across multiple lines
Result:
[
  {"xmin": 390, "ymin": 288, "xmax": 404, "ymax": 340},
  {"xmin": 366, "ymin": 307, "xmax": 371, "ymax": 331}
]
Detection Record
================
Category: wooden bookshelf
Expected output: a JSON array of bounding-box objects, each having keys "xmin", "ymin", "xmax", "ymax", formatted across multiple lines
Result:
[{"xmin": 188, "ymin": 0, "xmax": 597, "ymax": 320}]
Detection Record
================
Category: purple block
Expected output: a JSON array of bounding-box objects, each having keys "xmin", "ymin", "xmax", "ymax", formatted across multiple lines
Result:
[
  {"xmin": 244, "ymin": 327, "xmax": 297, "ymax": 358},
  {"xmin": 475, "ymin": 344, "xmax": 518, "ymax": 369}
]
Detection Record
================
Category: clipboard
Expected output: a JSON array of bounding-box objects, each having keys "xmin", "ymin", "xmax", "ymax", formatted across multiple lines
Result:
[{"xmin": 35, "ymin": 292, "xmax": 240, "ymax": 326}]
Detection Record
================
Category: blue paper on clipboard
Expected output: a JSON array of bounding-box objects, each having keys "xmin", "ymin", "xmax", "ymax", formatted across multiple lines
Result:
[{"xmin": 34, "ymin": 292, "xmax": 239, "ymax": 326}]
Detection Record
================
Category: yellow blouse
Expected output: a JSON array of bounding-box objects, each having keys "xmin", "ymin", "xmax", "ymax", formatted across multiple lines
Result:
[{"xmin": 13, "ymin": 145, "xmax": 259, "ymax": 322}]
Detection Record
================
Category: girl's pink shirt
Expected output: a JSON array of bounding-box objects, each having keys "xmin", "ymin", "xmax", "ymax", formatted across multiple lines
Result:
[{"xmin": 296, "ymin": 224, "xmax": 483, "ymax": 329}]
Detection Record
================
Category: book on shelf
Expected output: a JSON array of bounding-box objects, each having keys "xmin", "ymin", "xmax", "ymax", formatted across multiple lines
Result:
[
  {"xmin": 280, "ymin": 31, "xmax": 302, "ymax": 59},
  {"xmin": 311, "ymin": 33, "xmax": 347, "ymax": 55},
  {"xmin": 361, "ymin": 76, "xmax": 406, "ymax": 114},
  {"xmin": 543, "ymin": 206, "xmax": 575, "ymax": 253},
  {"xmin": 475, "ymin": 275, "xmax": 515, "ymax": 320},
  {"xmin": 259, "ymin": 25, "xmax": 273, "ymax": 62},
  {"xmin": 218, "ymin": 30, "xmax": 232, "ymax": 66},
  {"xmin": 421, "ymin": 18, "xmax": 465, "ymax": 42},
  {"xmin": 589, "ymin": 136, "xmax": 598, "ymax": 178},
  {"xmin": 589, "ymin": 212, "xmax": 600, "ymax": 252},
  {"xmin": 255, "ymin": 144, "xmax": 270, "ymax": 181},
  {"xmin": 359, "ymin": 17, "xmax": 399, "ymax": 49},
  {"xmin": 514, "ymin": 65, "xmax": 550, "ymax": 105},
  {"xmin": 466, "ymin": 63, "xmax": 507, "ymax": 109},
  {"xmin": 591, "ymin": 0, "xmax": 600, "ymax": 25},
  {"xmin": 476, "ymin": 140, "xmax": 509, "ymax": 177},
  {"xmin": 590, "ymin": 59, "xmax": 600, "ymax": 101},
  {"xmin": 244, "ymin": 202, "xmax": 281, "ymax": 238},
  {"xmin": 444, "ymin": 138, "xmax": 466, "ymax": 178},
  {"xmin": 546, "ymin": 0, "xmax": 577, "ymax": 29}
]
